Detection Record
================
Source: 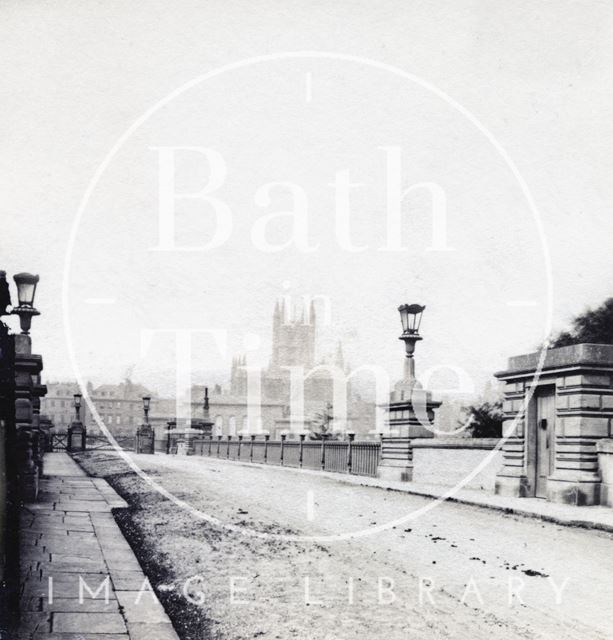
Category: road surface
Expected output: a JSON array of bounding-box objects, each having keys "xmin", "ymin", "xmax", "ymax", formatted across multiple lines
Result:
[{"xmin": 117, "ymin": 453, "xmax": 613, "ymax": 640}]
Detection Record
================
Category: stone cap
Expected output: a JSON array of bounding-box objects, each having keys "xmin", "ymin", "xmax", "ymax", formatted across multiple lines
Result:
[{"xmin": 495, "ymin": 343, "xmax": 613, "ymax": 379}]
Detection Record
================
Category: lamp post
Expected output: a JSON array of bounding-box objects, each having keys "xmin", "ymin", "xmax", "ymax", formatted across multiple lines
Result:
[
  {"xmin": 9, "ymin": 271, "xmax": 44, "ymax": 499},
  {"xmin": 11, "ymin": 273, "xmax": 40, "ymax": 335},
  {"xmin": 203, "ymin": 387, "xmax": 210, "ymax": 416},
  {"xmin": 377, "ymin": 303, "xmax": 440, "ymax": 483},
  {"xmin": 397, "ymin": 304, "xmax": 426, "ymax": 382},
  {"xmin": 142, "ymin": 396, "xmax": 151, "ymax": 426},
  {"xmin": 201, "ymin": 386, "xmax": 214, "ymax": 436},
  {"xmin": 135, "ymin": 396, "xmax": 154, "ymax": 454},
  {"xmin": 67, "ymin": 391, "xmax": 86, "ymax": 452},
  {"xmin": 73, "ymin": 393, "xmax": 82, "ymax": 422}
]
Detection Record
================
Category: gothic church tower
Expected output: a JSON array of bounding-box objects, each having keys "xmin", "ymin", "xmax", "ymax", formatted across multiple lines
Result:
[{"xmin": 270, "ymin": 299, "xmax": 316, "ymax": 370}]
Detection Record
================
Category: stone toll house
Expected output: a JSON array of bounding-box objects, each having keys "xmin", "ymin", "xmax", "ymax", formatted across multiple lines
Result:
[{"xmin": 495, "ymin": 343, "xmax": 613, "ymax": 506}]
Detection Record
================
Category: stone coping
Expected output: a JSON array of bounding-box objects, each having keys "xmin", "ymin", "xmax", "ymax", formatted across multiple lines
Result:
[
  {"xmin": 495, "ymin": 343, "xmax": 613, "ymax": 378},
  {"xmin": 164, "ymin": 428, "xmax": 210, "ymax": 435},
  {"xmin": 411, "ymin": 437, "xmax": 500, "ymax": 450}
]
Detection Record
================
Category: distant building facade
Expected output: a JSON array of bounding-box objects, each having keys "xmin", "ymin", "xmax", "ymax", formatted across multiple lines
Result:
[
  {"xmin": 42, "ymin": 379, "xmax": 171, "ymax": 435},
  {"xmin": 44, "ymin": 303, "xmax": 376, "ymax": 438},
  {"xmin": 89, "ymin": 380, "xmax": 154, "ymax": 434},
  {"xmin": 41, "ymin": 382, "xmax": 88, "ymax": 430},
  {"xmin": 190, "ymin": 301, "xmax": 375, "ymax": 438}
]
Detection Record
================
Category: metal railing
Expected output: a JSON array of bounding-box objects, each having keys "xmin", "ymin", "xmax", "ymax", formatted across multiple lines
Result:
[
  {"xmin": 167, "ymin": 434, "xmax": 381, "ymax": 478},
  {"xmin": 85, "ymin": 434, "xmax": 136, "ymax": 451}
]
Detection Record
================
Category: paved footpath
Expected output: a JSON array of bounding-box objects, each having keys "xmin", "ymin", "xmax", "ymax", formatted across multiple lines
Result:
[
  {"xmin": 323, "ymin": 468, "xmax": 613, "ymax": 533},
  {"xmin": 18, "ymin": 453, "xmax": 179, "ymax": 640}
]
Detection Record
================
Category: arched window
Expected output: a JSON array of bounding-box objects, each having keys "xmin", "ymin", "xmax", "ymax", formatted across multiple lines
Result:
[
  {"xmin": 215, "ymin": 415, "xmax": 223, "ymax": 436},
  {"xmin": 228, "ymin": 416, "xmax": 236, "ymax": 436},
  {"xmin": 242, "ymin": 416, "xmax": 249, "ymax": 433}
]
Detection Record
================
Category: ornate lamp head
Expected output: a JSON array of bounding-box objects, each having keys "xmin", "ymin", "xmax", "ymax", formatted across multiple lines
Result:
[
  {"xmin": 12, "ymin": 273, "xmax": 40, "ymax": 334},
  {"xmin": 142, "ymin": 396, "xmax": 151, "ymax": 424},
  {"xmin": 397, "ymin": 303, "xmax": 426, "ymax": 357}
]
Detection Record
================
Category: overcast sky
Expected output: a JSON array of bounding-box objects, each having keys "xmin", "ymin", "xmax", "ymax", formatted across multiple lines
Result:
[{"xmin": 1, "ymin": 0, "xmax": 612, "ymax": 398}]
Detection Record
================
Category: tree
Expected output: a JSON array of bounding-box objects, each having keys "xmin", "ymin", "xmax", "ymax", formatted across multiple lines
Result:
[
  {"xmin": 309, "ymin": 402, "xmax": 339, "ymax": 440},
  {"xmin": 461, "ymin": 400, "xmax": 503, "ymax": 438},
  {"xmin": 550, "ymin": 298, "xmax": 613, "ymax": 347}
]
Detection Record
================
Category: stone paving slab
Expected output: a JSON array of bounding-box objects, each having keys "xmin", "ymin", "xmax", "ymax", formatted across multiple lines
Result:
[
  {"xmin": 18, "ymin": 613, "xmax": 50, "ymax": 638},
  {"xmin": 54, "ymin": 500, "xmax": 114, "ymax": 513},
  {"xmin": 52, "ymin": 612, "xmax": 127, "ymax": 634},
  {"xmin": 23, "ymin": 581, "xmax": 116, "ymax": 601},
  {"xmin": 127, "ymin": 622, "xmax": 179, "ymax": 640},
  {"xmin": 115, "ymin": 591, "xmax": 169, "ymax": 624},
  {"xmin": 110, "ymin": 572, "xmax": 152, "ymax": 591},
  {"xmin": 43, "ymin": 598, "xmax": 120, "ymax": 613},
  {"xmin": 18, "ymin": 453, "xmax": 179, "ymax": 640}
]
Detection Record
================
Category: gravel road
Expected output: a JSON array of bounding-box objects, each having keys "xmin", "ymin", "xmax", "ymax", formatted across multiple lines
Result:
[{"xmin": 108, "ymin": 453, "xmax": 613, "ymax": 640}]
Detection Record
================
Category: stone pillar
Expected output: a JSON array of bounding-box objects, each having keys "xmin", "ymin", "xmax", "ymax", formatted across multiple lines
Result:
[
  {"xmin": 31, "ymin": 374, "xmax": 47, "ymax": 475},
  {"xmin": 135, "ymin": 424, "xmax": 155, "ymax": 454},
  {"xmin": 495, "ymin": 344, "xmax": 613, "ymax": 505},
  {"xmin": 13, "ymin": 334, "xmax": 39, "ymax": 501},
  {"xmin": 378, "ymin": 379, "xmax": 441, "ymax": 482},
  {"xmin": 166, "ymin": 420, "xmax": 175, "ymax": 454},
  {"xmin": 67, "ymin": 421, "xmax": 86, "ymax": 452},
  {"xmin": 494, "ymin": 378, "xmax": 529, "ymax": 498},
  {"xmin": 597, "ymin": 439, "xmax": 613, "ymax": 506}
]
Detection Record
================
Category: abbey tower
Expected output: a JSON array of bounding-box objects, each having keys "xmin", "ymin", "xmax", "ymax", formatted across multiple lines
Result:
[
  {"xmin": 206, "ymin": 300, "xmax": 374, "ymax": 436},
  {"xmin": 269, "ymin": 298, "xmax": 316, "ymax": 371}
]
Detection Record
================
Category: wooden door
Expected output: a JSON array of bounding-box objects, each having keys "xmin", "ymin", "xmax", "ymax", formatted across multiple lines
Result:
[{"xmin": 535, "ymin": 388, "xmax": 556, "ymax": 498}]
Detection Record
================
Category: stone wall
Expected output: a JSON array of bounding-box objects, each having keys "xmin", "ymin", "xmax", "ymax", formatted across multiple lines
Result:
[{"xmin": 411, "ymin": 439, "xmax": 503, "ymax": 491}]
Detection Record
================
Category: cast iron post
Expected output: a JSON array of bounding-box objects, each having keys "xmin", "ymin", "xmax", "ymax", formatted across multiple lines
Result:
[
  {"xmin": 280, "ymin": 433, "xmax": 286, "ymax": 466},
  {"xmin": 347, "ymin": 433, "xmax": 356, "ymax": 474},
  {"xmin": 299, "ymin": 433, "xmax": 305, "ymax": 468}
]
